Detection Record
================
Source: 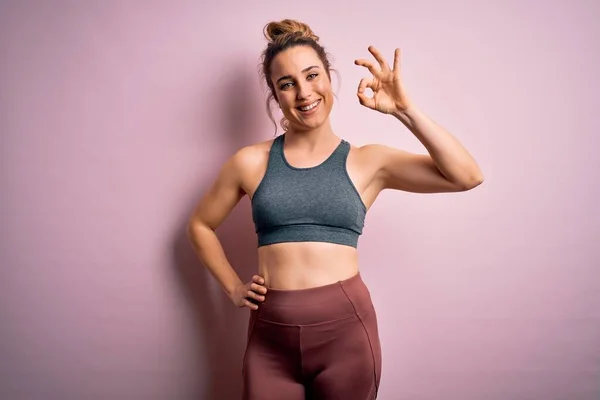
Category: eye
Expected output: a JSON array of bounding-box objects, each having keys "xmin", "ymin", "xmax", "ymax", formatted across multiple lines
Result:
[
  {"xmin": 280, "ymin": 82, "xmax": 293, "ymax": 90},
  {"xmin": 307, "ymin": 73, "xmax": 318, "ymax": 80}
]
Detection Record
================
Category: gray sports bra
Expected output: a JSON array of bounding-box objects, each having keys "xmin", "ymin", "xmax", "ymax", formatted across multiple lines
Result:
[{"xmin": 251, "ymin": 133, "xmax": 367, "ymax": 248}]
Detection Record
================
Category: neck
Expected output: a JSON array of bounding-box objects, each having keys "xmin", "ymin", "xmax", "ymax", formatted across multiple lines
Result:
[{"xmin": 284, "ymin": 119, "xmax": 337, "ymax": 149}]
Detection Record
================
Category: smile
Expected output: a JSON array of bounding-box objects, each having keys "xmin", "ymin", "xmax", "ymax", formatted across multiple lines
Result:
[{"xmin": 296, "ymin": 100, "xmax": 321, "ymax": 112}]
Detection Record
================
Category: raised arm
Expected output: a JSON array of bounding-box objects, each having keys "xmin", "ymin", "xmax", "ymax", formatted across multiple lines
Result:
[
  {"xmin": 354, "ymin": 46, "xmax": 484, "ymax": 194},
  {"xmin": 360, "ymin": 143, "xmax": 479, "ymax": 194}
]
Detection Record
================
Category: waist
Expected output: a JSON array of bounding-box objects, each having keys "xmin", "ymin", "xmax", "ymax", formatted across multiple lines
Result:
[
  {"xmin": 254, "ymin": 271, "xmax": 374, "ymax": 325},
  {"xmin": 258, "ymin": 242, "xmax": 359, "ymax": 290}
]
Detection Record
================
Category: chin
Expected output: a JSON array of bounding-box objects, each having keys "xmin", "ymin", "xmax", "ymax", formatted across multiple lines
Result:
[
  {"xmin": 290, "ymin": 119, "xmax": 324, "ymax": 132},
  {"xmin": 289, "ymin": 112, "xmax": 330, "ymax": 131}
]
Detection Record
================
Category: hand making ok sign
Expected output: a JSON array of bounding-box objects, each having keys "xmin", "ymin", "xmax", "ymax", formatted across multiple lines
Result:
[{"xmin": 354, "ymin": 46, "xmax": 414, "ymax": 115}]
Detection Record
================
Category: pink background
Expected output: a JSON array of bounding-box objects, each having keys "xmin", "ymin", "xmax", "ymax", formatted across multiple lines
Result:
[{"xmin": 1, "ymin": 1, "xmax": 599, "ymax": 399}]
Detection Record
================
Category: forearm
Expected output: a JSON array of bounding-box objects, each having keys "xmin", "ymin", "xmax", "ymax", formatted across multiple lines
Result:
[
  {"xmin": 392, "ymin": 105, "xmax": 483, "ymax": 187},
  {"xmin": 186, "ymin": 223, "xmax": 243, "ymax": 297}
]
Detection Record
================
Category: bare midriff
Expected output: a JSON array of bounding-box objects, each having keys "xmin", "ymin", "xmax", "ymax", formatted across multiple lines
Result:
[{"xmin": 257, "ymin": 241, "xmax": 360, "ymax": 290}]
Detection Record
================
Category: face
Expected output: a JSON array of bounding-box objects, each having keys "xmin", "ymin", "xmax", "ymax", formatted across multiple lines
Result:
[{"xmin": 270, "ymin": 46, "xmax": 334, "ymax": 132}]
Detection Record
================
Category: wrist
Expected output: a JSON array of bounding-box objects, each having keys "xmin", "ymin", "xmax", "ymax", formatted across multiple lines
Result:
[
  {"xmin": 225, "ymin": 279, "xmax": 243, "ymax": 298},
  {"xmin": 391, "ymin": 104, "xmax": 418, "ymax": 124}
]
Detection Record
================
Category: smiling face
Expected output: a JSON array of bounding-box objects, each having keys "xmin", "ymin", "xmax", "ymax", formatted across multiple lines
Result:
[{"xmin": 270, "ymin": 45, "xmax": 334, "ymax": 133}]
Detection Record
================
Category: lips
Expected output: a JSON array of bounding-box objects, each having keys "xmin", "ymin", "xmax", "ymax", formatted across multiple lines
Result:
[{"xmin": 296, "ymin": 99, "xmax": 321, "ymax": 112}]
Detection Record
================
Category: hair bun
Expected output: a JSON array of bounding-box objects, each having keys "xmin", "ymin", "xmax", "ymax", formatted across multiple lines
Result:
[{"xmin": 264, "ymin": 19, "xmax": 319, "ymax": 43}]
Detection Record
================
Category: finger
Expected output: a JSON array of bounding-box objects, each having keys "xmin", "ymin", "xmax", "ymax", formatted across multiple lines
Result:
[
  {"xmin": 357, "ymin": 78, "xmax": 375, "ymax": 109},
  {"xmin": 357, "ymin": 92, "xmax": 375, "ymax": 109},
  {"xmin": 250, "ymin": 283, "xmax": 267, "ymax": 295},
  {"xmin": 244, "ymin": 299, "xmax": 259, "ymax": 310},
  {"xmin": 392, "ymin": 48, "xmax": 401, "ymax": 74},
  {"xmin": 368, "ymin": 46, "xmax": 390, "ymax": 72},
  {"xmin": 251, "ymin": 276, "xmax": 267, "ymax": 293},
  {"xmin": 253, "ymin": 275, "xmax": 265, "ymax": 285},
  {"xmin": 357, "ymin": 77, "xmax": 374, "ymax": 94},
  {"xmin": 354, "ymin": 58, "xmax": 379, "ymax": 76},
  {"xmin": 247, "ymin": 289, "xmax": 265, "ymax": 302}
]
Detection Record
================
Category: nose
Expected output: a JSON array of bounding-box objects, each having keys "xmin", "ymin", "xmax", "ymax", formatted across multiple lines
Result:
[{"xmin": 296, "ymin": 81, "xmax": 312, "ymax": 100}]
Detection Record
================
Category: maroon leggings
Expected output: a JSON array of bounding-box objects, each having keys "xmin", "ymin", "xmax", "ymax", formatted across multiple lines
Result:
[{"xmin": 242, "ymin": 272, "xmax": 382, "ymax": 399}]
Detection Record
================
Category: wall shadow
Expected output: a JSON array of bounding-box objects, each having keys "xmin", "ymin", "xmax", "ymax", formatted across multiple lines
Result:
[{"xmin": 171, "ymin": 64, "xmax": 268, "ymax": 399}]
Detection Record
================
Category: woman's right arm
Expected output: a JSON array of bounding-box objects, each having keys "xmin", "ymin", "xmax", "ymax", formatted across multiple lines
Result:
[{"xmin": 186, "ymin": 149, "xmax": 266, "ymax": 309}]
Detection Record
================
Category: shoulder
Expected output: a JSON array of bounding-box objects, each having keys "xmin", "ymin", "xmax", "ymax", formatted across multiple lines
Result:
[
  {"xmin": 223, "ymin": 138, "xmax": 276, "ymax": 185},
  {"xmin": 231, "ymin": 138, "xmax": 274, "ymax": 170}
]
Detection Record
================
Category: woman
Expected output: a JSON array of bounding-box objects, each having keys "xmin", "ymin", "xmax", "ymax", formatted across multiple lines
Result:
[{"xmin": 187, "ymin": 19, "xmax": 483, "ymax": 400}]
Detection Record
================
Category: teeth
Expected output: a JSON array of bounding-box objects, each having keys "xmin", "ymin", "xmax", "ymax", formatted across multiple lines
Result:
[{"xmin": 299, "ymin": 100, "xmax": 320, "ymax": 111}]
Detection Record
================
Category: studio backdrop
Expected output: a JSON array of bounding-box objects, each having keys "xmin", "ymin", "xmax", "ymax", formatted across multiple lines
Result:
[{"xmin": 1, "ymin": 1, "xmax": 598, "ymax": 399}]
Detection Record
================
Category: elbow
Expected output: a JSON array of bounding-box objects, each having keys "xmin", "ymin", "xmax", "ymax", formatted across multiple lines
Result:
[
  {"xmin": 186, "ymin": 218, "xmax": 215, "ymax": 245},
  {"xmin": 460, "ymin": 171, "xmax": 484, "ymax": 191},
  {"xmin": 450, "ymin": 165, "xmax": 484, "ymax": 191},
  {"xmin": 186, "ymin": 222, "xmax": 207, "ymax": 253},
  {"xmin": 186, "ymin": 219, "xmax": 205, "ymax": 242}
]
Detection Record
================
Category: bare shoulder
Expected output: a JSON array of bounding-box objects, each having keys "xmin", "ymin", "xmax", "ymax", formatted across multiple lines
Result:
[
  {"xmin": 231, "ymin": 139, "xmax": 274, "ymax": 170},
  {"xmin": 230, "ymin": 138, "xmax": 274, "ymax": 177},
  {"xmin": 230, "ymin": 138, "xmax": 275, "ymax": 196},
  {"xmin": 189, "ymin": 138, "xmax": 275, "ymax": 228}
]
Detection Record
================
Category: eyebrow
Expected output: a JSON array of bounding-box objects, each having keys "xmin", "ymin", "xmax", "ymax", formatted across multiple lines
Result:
[{"xmin": 276, "ymin": 65, "xmax": 320, "ymax": 84}]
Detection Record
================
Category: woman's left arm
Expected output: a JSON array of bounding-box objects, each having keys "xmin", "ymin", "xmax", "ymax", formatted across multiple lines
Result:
[{"xmin": 355, "ymin": 46, "xmax": 484, "ymax": 193}]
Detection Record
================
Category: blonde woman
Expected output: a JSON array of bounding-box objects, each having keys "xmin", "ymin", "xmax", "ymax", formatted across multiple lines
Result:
[{"xmin": 187, "ymin": 19, "xmax": 483, "ymax": 400}]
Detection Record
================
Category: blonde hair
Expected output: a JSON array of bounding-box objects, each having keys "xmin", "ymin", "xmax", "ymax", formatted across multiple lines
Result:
[
  {"xmin": 264, "ymin": 19, "xmax": 320, "ymax": 43},
  {"xmin": 260, "ymin": 19, "xmax": 334, "ymax": 134}
]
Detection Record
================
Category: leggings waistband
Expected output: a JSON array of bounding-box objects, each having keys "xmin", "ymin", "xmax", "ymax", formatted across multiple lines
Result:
[{"xmin": 254, "ymin": 272, "xmax": 374, "ymax": 325}]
